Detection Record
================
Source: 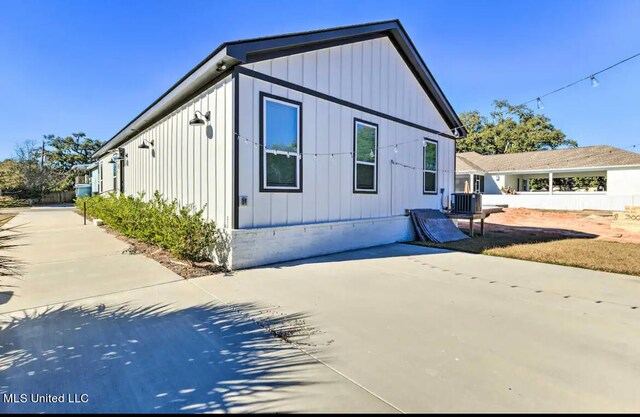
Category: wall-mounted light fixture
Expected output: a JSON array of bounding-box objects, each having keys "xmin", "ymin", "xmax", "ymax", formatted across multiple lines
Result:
[
  {"xmin": 216, "ymin": 61, "xmax": 227, "ymax": 72},
  {"xmin": 138, "ymin": 139, "xmax": 154, "ymax": 149},
  {"xmin": 108, "ymin": 148, "xmax": 126, "ymax": 163},
  {"xmin": 189, "ymin": 110, "xmax": 211, "ymax": 126}
]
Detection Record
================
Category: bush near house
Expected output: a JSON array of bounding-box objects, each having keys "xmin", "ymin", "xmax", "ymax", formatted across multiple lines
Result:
[{"xmin": 75, "ymin": 192, "xmax": 217, "ymax": 261}]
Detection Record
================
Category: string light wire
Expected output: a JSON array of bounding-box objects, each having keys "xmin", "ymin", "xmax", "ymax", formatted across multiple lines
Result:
[
  {"xmin": 232, "ymin": 51, "xmax": 640, "ymax": 162},
  {"xmin": 444, "ymin": 50, "xmax": 640, "ymax": 133}
]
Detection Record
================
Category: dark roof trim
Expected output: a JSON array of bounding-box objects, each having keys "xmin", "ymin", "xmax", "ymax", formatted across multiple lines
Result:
[
  {"xmin": 225, "ymin": 20, "xmax": 466, "ymax": 135},
  {"xmin": 97, "ymin": 19, "xmax": 465, "ymax": 157}
]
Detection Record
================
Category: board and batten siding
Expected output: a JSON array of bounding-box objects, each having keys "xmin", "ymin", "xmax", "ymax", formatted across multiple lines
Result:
[
  {"xmin": 101, "ymin": 75, "xmax": 234, "ymax": 229},
  {"xmin": 236, "ymin": 36, "xmax": 455, "ymax": 229},
  {"xmin": 97, "ymin": 156, "xmax": 114, "ymax": 193}
]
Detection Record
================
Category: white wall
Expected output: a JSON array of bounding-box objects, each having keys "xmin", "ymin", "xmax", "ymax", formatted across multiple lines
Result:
[
  {"xmin": 96, "ymin": 157, "xmax": 115, "ymax": 193},
  {"xmin": 481, "ymin": 168, "xmax": 640, "ymax": 210},
  {"xmin": 482, "ymin": 193, "xmax": 640, "ymax": 211},
  {"xmin": 101, "ymin": 75, "xmax": 234, "ymax": 228},
  {"xmin": 90, "ymin": 168, "xmax": 99, "ymax": 194},
  {"xmin": 247, "ymin": 37, "xmax": 452, "ymax": 135},
  {"xmin": 230, "ymin": 215, "xmax": 416, "ymax": 269},
  {"xmin": 236, "ymin": 36, "xmax": 456, "ymax": 228},
  {"xmin": 607, "ymin": 168, "xmax": 640, "ymax": 196},
  {"xmin": 484, "ymin": 173, "xmax": 517, "ymax": 194}
]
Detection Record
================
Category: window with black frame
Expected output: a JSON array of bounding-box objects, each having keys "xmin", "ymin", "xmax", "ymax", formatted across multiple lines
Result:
[
  {"xmin": 261, "ymin": 93, "xmax": 302, "ymax": 192},
  {"xmin": 423, "ymin": 139, "xmax": 438, "ymax": 194},
  {"xmin": 353, "ymin": 119, "xmax": 378, "ymax": 193}
]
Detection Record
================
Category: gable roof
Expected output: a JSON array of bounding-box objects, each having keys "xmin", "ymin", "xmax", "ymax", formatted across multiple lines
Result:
[
  {"xmin": 95, "ymin": 20, "xmax": 466, "ymax": 158},
  {"xmin": 456, "ymin": 146, "xmax": 640, "ymax": 173}
]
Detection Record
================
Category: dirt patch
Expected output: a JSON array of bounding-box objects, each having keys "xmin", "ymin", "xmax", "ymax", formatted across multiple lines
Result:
[
  {"xmin": 485, "ymin": 208, "xmax": 640, "ymax": 243},
  {"xmin": 75, "ymin": 209, "xmax": 224, "ymax": 279}
]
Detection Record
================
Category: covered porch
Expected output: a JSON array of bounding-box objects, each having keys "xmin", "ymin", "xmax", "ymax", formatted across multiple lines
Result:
[
  {"xmin": 497, "ymin": 169, "xmax": 608, "ymax": 194},
  {"xmin": 479, "ymin": 169, "xmax": 637, "ymax": 211}
]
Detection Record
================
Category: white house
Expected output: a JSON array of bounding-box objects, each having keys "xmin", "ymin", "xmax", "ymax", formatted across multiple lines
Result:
[
  {"xmin": 92, "ymin": 20, "xmax": 466, "ymax": 269},
  {"xmin": 456, "ymin": 145, "xmax": 640, "ymax": 211}
]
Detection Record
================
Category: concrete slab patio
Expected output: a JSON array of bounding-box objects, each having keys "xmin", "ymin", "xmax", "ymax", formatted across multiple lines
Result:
[{"xmin": 2, "ymin": 207, "xmax": 640, "ymax": 412}]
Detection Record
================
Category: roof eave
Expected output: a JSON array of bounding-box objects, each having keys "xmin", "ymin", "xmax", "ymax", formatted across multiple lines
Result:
[
  {"xmin": 94, "ymin": 46, "xmax": 236, "ymax": 158},
  {"xmin": 225, "ymin": 19, "xmax": 466, "ymax": 136},
  {"xmin": 485, "ymin": 164, "xmax": 640, "ymax": 175},
  {"xmin": 96, "ymin": 20, "xmax": 467, "ymax": 157}
]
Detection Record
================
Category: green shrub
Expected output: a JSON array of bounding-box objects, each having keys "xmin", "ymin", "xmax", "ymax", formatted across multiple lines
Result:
[
  {"xmin": 76, "ymin": 192, "xmax": 217, "ymax": 261},
  {"xmin": 0, "ymin": 196, "xmax": 30, "ymax": 208}
]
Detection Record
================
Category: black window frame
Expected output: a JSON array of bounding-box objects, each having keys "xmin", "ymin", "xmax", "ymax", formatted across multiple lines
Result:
[
  {"xmin": 423, "ymin": 138, "xmax": 438, "ymax": 195},
  {"xmin": 259, "ymin": 92, "xmax": 303, "ymax": 193},
  {"xmin": 353, "ymin": 118, "xmax": 379, "ymax": 194}
]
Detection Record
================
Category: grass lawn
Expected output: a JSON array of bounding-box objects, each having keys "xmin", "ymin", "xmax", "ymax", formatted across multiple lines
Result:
[{"xmin": 417, "ymin": 233, "xmax": 640, "ymax": 277}]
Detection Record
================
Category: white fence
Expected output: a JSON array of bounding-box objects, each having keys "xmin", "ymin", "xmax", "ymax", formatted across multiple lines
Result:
[{"xmin": 482, "ymin": 192, "xmax": 640, "ymax": 211}]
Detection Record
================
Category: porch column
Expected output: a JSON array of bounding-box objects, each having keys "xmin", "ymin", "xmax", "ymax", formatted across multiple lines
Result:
[{"xmin": 549, "ymin": 172, "xmax": 553, "ymax": 195}]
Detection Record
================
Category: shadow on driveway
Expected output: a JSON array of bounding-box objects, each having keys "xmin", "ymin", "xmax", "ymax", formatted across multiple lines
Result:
[{"xmin": 0, "ymin": 302, "xmax": 316, "ymax": 413}]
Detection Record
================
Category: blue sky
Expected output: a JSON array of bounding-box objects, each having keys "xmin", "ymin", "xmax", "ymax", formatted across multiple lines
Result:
[{"xmin": 1, "ymin": 0, "xmax": 639, "ymax": 159}]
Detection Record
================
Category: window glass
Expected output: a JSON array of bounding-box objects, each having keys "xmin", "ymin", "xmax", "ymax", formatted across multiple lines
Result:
[
  {"xmin": 265, "ymin": 100, "xmax": 298, "ymax": 152},
  {"xmin": 356, "ymin": 124, "xmax": 376, "ymax": 163},
  {"xmin": 424, "ymin": 142, "xmax": 437, "ymax": 171},
  {"xmin": 424, "ymin": 172, "xmax": 436, "ymax": 192},
  {"xmin": 266, "ymin": 153, "xmax": 297, "ymax": 188},
  {"xmin": 423, "ymin": 140, "xmax": 438, "ymax": 193},
  {"xmin": 354, "ymin": 121, "xmax": 377, "ymax": 192},
  {"xmin": 263, "ymin": 96, "xmax": 301, "ymax": 190},
  {"xmin": 356, "ymin": 164, "xmax": 375, "ymax": 190}
]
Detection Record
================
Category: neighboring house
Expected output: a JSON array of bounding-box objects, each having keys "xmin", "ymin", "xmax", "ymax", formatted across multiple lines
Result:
[
  {"xmin": 92, "ymin": 20, "xmax": 466, "ymax": 269},
  {"xmin": 456, "ymin": 145, "xmax": 640, "ymax": 211},
  {"xmin": 71, "ymin": 162, "xmax": 98, "ymax": 198}
]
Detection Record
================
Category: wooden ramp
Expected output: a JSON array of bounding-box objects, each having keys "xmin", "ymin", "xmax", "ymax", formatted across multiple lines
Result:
[{"xmin": 410, "ymin": 209, "xmax": 470, "ymax": 243}]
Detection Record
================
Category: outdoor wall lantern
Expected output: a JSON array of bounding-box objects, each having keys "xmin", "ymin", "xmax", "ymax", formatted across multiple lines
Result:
[
  {"xmin": 108, "ymin": 148, "xmax": 127, "ymax": 163},
  {"xmin": 189, "ymin": 110, "xmax": 211, "ymax": 126},
  {"xmin": 138, "ymin": 139, "xmax": 154, "ymax": 149}
]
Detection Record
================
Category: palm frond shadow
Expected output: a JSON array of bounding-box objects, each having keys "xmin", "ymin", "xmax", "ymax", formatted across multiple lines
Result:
[
  {"xmin": 0, "ymin": 301, "xmax": 320, "ymax": 413},
  {"xmin": 0, "ymin": 222, "xmax": 26, "ymax": 278}
]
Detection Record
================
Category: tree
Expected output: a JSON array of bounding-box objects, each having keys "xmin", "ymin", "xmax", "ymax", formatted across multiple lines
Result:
[
  {"xmin": 0, "ymin": 159, "xmax": 25, "ymax": 195},
  {"xmin": 456, "ymin": 100, "xmax": 577, "ymax": 155},
  {"xmin": 45, "ymin": 132, "xmax": 103, "ymax": 172},
  {"xmin": 12, "ymin": 140, "xmax": 62, "ymax": 198},
  {"xmin": 44, "ymin": 133, "xmax": 103, "ymax": 190}
]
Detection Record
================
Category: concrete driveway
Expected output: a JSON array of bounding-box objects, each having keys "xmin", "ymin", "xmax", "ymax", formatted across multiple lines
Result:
[
  {"xmin": 2, "ymin": 208, "xmax": 640, "ymax": 412},
  {"xmin": 0, "ymin": 208, "xmax": 393, "ymax": 413},
  {"xmin": 193, "ymin": 245, "xmax": 640, "ymax": 413}
]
